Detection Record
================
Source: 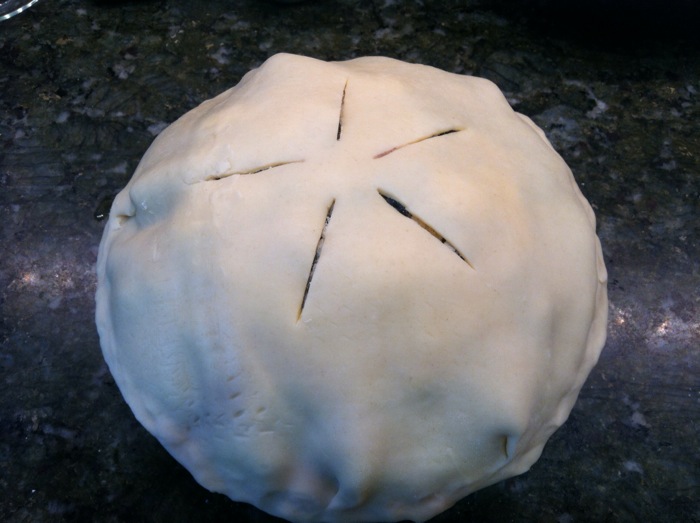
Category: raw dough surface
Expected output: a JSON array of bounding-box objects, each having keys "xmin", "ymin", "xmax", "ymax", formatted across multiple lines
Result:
[{"xmin": 96, "ymin": 53, "xmax": 608, "ymax": 523}]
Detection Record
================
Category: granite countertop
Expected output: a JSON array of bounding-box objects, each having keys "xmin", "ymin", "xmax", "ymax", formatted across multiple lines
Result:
[{"xmin": 1, "ymin": 0, "xmax": 698, "ymax": 521}]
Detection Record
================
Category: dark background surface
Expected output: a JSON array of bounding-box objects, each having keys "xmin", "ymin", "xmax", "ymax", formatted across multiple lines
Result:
[{"xmin": 1, "ymin": 0, "xmax": 698, "ymax": 521}]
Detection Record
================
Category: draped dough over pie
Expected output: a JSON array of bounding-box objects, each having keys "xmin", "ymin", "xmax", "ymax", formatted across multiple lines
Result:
[{"xmin": 96, "ymin": 53, "xmax": 608, "ymax": 523}]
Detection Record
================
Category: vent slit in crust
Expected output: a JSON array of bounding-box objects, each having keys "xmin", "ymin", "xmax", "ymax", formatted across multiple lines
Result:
[
  {"xmin": 298, "ymin": 199, "xmax": 336, "ymax": 320},
  {"xmin": 373, "ymin": 128, "xmax": 464, "ymax": 159},
  {"xmin": 378, "ymin": 190, "xmax": 474, "ymax": 269},
  {"xmin": 336, "ymin": 80, "xmax": 348, "ymax": 141},
  {"xmin": 204, "ymin": 160, "xmax": 305, "ymax": 181}
]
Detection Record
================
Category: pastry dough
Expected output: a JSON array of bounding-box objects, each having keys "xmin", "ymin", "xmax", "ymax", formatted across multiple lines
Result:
[{"xmin": 96, "ymin": 53, "xmax": 608, "ymax": 523}]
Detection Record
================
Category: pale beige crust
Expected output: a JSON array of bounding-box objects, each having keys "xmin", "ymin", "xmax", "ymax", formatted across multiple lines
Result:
[{"xmin": 96, "ymin": 53, "xmax": 608, "ymax": 523}]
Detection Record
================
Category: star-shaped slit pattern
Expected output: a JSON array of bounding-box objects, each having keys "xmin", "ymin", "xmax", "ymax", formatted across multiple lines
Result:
[{"xmin": 203, "ymin": 80, "xmax": 474, "ymax": 320}]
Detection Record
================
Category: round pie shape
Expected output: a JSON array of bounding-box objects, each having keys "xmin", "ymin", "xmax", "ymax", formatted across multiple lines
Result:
[{"xmin": 96, "ymin": 53, "xmax": 608, "ymax": 523}]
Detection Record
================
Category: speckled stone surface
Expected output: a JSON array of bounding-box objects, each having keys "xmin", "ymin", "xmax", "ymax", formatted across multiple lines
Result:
[{"xmin": 1, "ymin": 1, "xmax": 698, "ymax": 521}]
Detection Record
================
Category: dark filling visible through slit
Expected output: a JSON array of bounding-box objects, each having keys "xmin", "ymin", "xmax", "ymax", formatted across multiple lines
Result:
[
  {"xmin": 298, "ymin": 199, "xmax": 336, "ymax": 319},
  {"xmin": 336, "ymin": 80, "xmax": 348, "ymax": 141},
  {"xmin": 373, "ymin": 128, "xmax": 463, "ymax": 159},
  {"xmin": 378, "ymin": 190, "xmax": 474, "ymax": 269}
]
